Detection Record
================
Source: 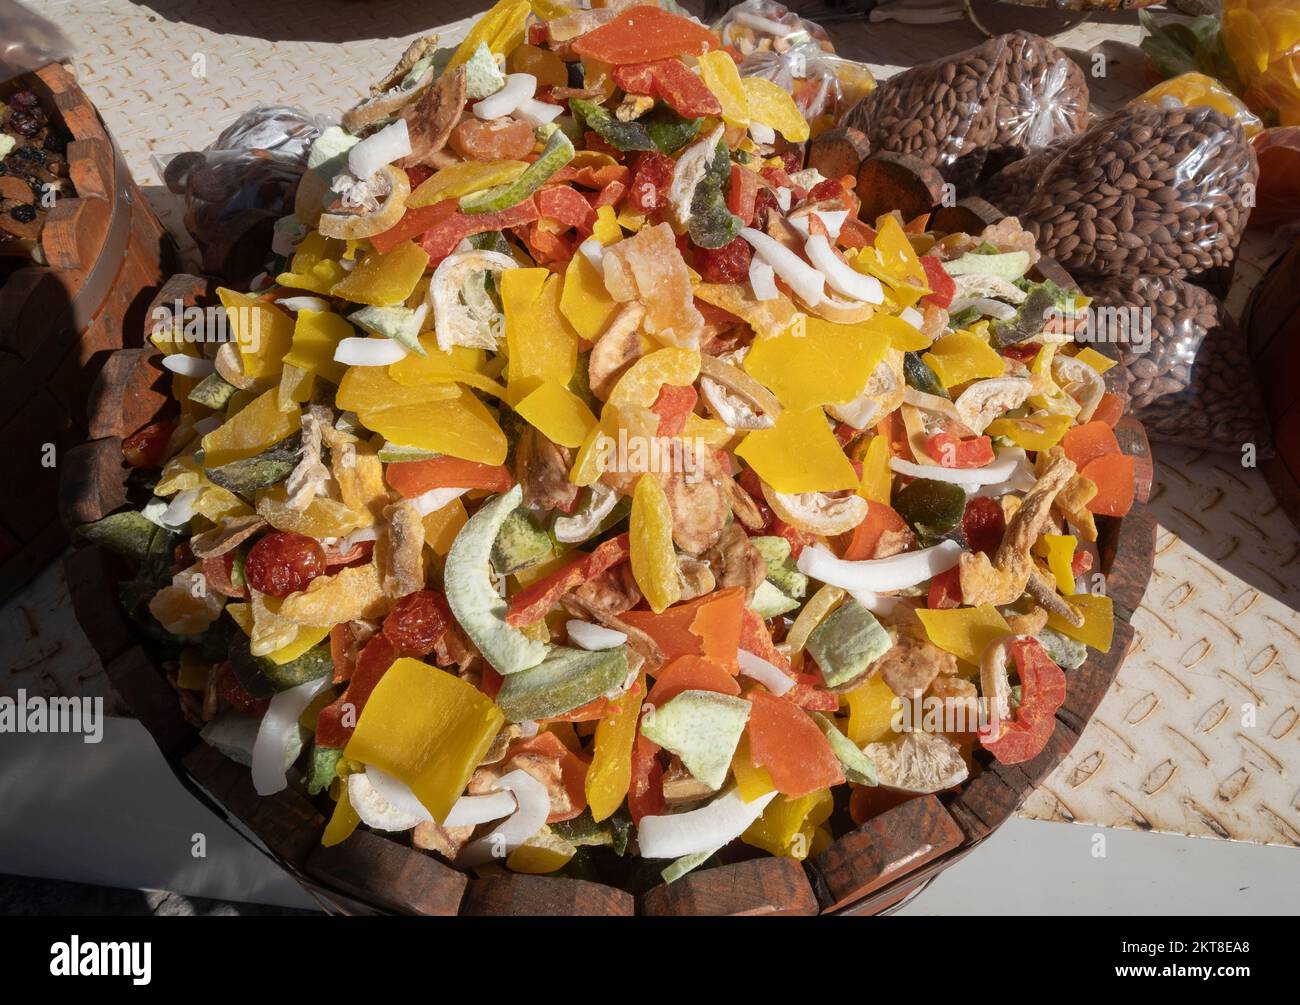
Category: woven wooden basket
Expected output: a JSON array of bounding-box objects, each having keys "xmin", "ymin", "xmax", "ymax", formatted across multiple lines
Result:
[
  {"xmin": 59, "ymin": 205, "xmax": 1156, "ymax": 916},
  {"xmin": 0, "ymin": 63, "xmax": 176, "ymax": 599}
]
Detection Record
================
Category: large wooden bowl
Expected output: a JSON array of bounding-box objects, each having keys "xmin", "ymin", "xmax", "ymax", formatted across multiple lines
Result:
[{"xmin": 60, "ymin": 250, "xmax": 1156, "ymax": 915}]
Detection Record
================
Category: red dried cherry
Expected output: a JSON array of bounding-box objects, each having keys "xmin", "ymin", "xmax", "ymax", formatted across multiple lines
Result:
[
  {"xmin": 383, "ymin": 589, "xmax": 453, "ymax": 657},
  {"xmin": 122, "ymin": 420, "xmax": 176, "ymax": 469},
  {"xmin": 695, "ymin": 235, "xmax": 752, "ymax": 284},
  {"xmin": 627, "ymin": 150, "xmax": 674, "ymax": 212},
  {"xmin": 245, "ymin": 532, "xmax": 327, "ymax": 597}
]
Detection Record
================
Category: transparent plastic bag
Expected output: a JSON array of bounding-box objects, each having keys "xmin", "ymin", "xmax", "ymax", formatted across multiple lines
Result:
[
  {"xmin": 1017, "ymin": 102, "xmax": 1258, "ymax": 279},
  {"xmin": 990, "ymin": 32, "xmax": 1090, "ymax": 163},
  {"xmin": 843, "ymin": 34, "xmax": 1009, "ymax": 185},
  {"xmin": 714, "ymin": 0, "xmax": 874, "ymax": 123},
  {"xmin": 0, "ymin": 0, "xmax": 74, "ymax": 83},
  {"xmin": 1134, "ymin": 72, "xmax": 1264, "ymax": 137},
  {"xmin": 156, "ymin": 105, "xmax": 326, "ymax": 277},
  {"xmin": 1078, "ymin": 273, "xmax": 1269, "ymax": 452}
]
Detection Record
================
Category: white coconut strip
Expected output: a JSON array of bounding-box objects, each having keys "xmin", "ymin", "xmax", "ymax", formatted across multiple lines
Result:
[
  {"xmin": 443, "ymin": 790, "xmax": 518, "ymax": 829},
  {"xmin": 788, "ymin": 209, "xmax": 849, "ymax": 239},
  {"xmin": 458, "ymin": 769, "xmax": 550, "ymax": 867},
  {"xmin": 738, "ymin": 649, "xmax": 795, "ymax": 696},
  {"xmin": 637, "ymin": 788, "xmax": 778, "ymax": 859},
  {"xmin": 276, "ymin": 296, "xmax": 331, "ymax": 313},
  {"xmin": 740, "ymin": 226, "xmax": 824, "ymax": 305},
  {"xmin": 161, "ymin": 354, "xmax": 215, "ymax": 378},
  {"xmin": 566, "ymin": 619, "xmax": 628, "ymax": 651},
  {"xmin": 472, "ymin": 73, "xmax": 537, "ymax": 119},
  {"xmin": 775, "ymin": 186, "xmax": 792, "ymax": 212},
  {"xmin": 347, "ymin": 118, "xmax": 411, "ymax": 181},
  {"xmin": 748, "ymin": 258, "xmax": 779, "ymax": 301},
  {"xmin": 578, "ymin": 237, "xmax": 605, "ymax": 271},
  {"xmin": 804, "ymin": 234, "xmax": 884, "ymax": 304},
  {"xmin": 889, "ymin": 451, "xmax": 1022, "ymax": 487},
  {"xmin": 252, "ymin": 675, "xmax": 333, "ymax": 796},
  {"xmin": 797, "ymin": 541, "xmax": 963, "ymax": 593},
  {"xmin": 514, "ymin": 96, "xmax": 562, "ymax": 126},
  {"xmin": 900, "ymin": 306, "xmax": 925, "ymax": 329},
  {"xmin": 347, "ymin": 772, "xmax": 427, "ymax": 832},
  {"xmin": 847, "ymin": 589, "xmax": 915, "ymax": 620},
  {"xmin": 334, "ymin": 337, "xmax": 408, "ymax": 366},
  {"xmin": 366, "ymin": 766, "xmax": 435, "ymax": 823},
  {"xmin": 411, "ymin": 486, "xmax": 470, "ymax": 516},
  {"xmin": 748, "ymin": 121, "xmax": 776, "ymax": 145}
]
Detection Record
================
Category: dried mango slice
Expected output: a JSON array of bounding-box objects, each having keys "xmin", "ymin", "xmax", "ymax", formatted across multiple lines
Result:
[
  {"xmin": 560, "ymin": 253, "xmax": 622, "ymax": 342},
  {"xmin": 915, "ymin": 604, "xmax": 1011, "ymax": 667},
  {"xmin": 279, "ymin": 561, "xmax": 388, "ymax": 625},
  {"xmin": 276, "ymin": 231, "xmax": 349, "ymax": 295},
  {"xmin": 446, "ymin": 0, "xmax": 531, "ymax": 70},
  {"xmin": 422, "ymin": 495, "xmax": 468, "ymax": 556},
  {"xmin": 698, "ymin": 50, "xmax": 749, "ymax": 127},
  {"xmin": 742, "ymin": 788, "xmax": 831, "ymax": 859},
  {"xmin": 584, "ymin": 673, "xmax": 645, "ymax": 822},
  {"xmin": 602, "ymin": 222, "xmax": 703, "ymax": 348},
  {"xmin": 922, "ymin": 331, "xmax": 1005, "ymax": 390},
  {"xmin": 344, "ymin": 657, "xmax": 505, "ymax": 823},
  {"xmin": 331, "ymin": 438, "xmax": 389, "ymax": 526},
  {"xmin": 606, "ymin": 346, "xmax": 700, "ymax": 410},
  {"xmin": 735, "ymin": 407, "xmax": 858, "ymax": 495},
  {"xmin": 1046, "ymin": 590, "xmax": 1113, "ymax": 652},
  {"xmin": 217, "ymin": 289, "xmax": 294, "ymax": 381},
  {"xmin": 257, "ymin": 486, "xmax": 362, "ymax": 539},
  {"xmin": 1037, "ymin": 534, "xmax": 1077, "ymax": 595},
  {"xmin": 503, "ymin": 269, "xmax": 579, "ymax": 400},
  {"xmin": 337, "ymin": 363, "xmax": 460, "ymax": 413},
  {"xmin": 330, "ymin": 240, "xmax": 431, "ymax": 307},
  {"xmin": 844, "ymin": 674, "xmax": 900, "ymax": 745},
  {"xmin": 570, "ymin": 405, "xmax": 622, "ymax": 487},
  {"xmin": 693, "ymin": 282, "xmax": 800, "ymax": 340},
  {"xmin": 630, "ymin": 473, "xmax": 682, "ymax": 614},
  {"xmin": 858, "ymin": 434, "xmax": 892, "ymax": 504},
  {"xmin": 986, "ymin": 413, "xmax": 1072, "ymax": 453},
  {"xmin": 409, "ymin": 159, "xmax": 529, "ymax": 208},
  {"xmin": 201, "ymin": 388, "xmax": 301, "ymax": 468},
  {"xmin": 282, "ymin": 309, "xmax": 351, "ymax": 384},
  {"xmin": 515, "ymin": 380, "xmax": 599, "ymax": 448},
  {"xmin": 357, "ymin": 387, "xmax": 508, "ymax": 464},
  {"xmin": 731, "ymin": 733, "xmax": 776, "ymax": 802},
  {"xmin": 388, "ymin": 338, "xmax": 507, "ymax": 398},
  {"xmin": 741, "ymin": 76, "xmax": 809, "ymax": 142},
  {"xmin": 744, "ymin": 316, "xmax": 890, "ymax": 411},
  {"xmin": 1072, "ymin": 346, "xmax": 1116, "ymax": 375}
]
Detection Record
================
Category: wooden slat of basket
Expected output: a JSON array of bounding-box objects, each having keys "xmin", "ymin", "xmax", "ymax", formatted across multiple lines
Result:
[
  {"xmin": 808, "ymin": 794, "xmax": 965, "ymax": 912},
  {"xmin": 59, "ymin": 436, "xmax": 127, "ymax": 528},
  {"xmin": 63, "ymin": 543, "xmax": 136, "ymax": 665},
  {"xmin": 459, "ymin": 873, "xmax": 634, "ymax": 916},
  {"xmin": 946, "ymin": 719, "xmax": 1080, "ymax": 842},
  {"xmin": 87, "ymin": 347, "xmax": 171, "ymax": 440},
  {"xmin": 103, "ymin": 645, "xmax": 198, "ymax": 761},
  {"xmin": 305, "ymin": 831, "xmax": 467, "ymax": 917},
  {"xmin": 930, "ymin": 197, "xmax": 1004, "ymax": 235},
  {"xmin": 640, "ymin": 856, "xmax": 819, "ymax": 916}
]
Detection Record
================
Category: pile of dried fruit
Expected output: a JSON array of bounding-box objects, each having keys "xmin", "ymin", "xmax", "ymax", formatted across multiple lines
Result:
[
  {"xmin": 0, "ymin": 87, "xmax": 74, "ymax": 269},
  {"xmin": 85, "ymin": 1, "xmax": 1131, "ymax": 885}
]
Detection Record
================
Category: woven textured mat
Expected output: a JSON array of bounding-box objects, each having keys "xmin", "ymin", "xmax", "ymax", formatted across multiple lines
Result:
[{"xmin": 30, "ymin": 0, "xmax": 1300, "ymax": 847}]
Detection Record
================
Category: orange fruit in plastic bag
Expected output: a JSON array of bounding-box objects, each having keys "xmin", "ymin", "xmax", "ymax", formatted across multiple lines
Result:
[{"xmin": 1137, "ymin": 72, "xmax": 1263, "ymax": 137}]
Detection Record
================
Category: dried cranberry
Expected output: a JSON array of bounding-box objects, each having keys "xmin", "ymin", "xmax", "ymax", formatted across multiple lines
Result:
[
  {"xmin": 694, "ymin": 236, "xmax": 753, "ymax": 284},
  {"xmin": 779, "ymin": 149, "xmax": 802, "ymax": 174},
  {"xmin": 245, "ymin": 532, "xmax": 327, "ymax": 597},
  {"xmin": 382, "ymin": 590, "xmax": 453, "ymax": 657},
  {"xmin": 752, "ymin": 186, "xmax": 780, "ymax": 227},
  {"xmin": 9, "ymin": 204, "xmax": 36, "ymax": 224},
  {"xmin": 626, "ymin": 150, "xmax": 674, "ymax": 212},
  {"xmin": 960, "ymin": 496, "xmax": 1006, "ymax": 556}
]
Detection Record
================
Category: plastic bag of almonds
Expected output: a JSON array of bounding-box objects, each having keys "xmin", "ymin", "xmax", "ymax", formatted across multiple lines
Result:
[
  {"xmin": 843, "ymin": 34, "xmax": 1009, "ymax": 185},
  {"xmin": 1018, "ymin": 102, "xmax": 1258, "ymax": 279},
  {"xmin": 980, "ymin": 136, "xmax": 1072, "ymax": 212},
  {"xmin": 1078, "ymin": 273, "xmax": 1270, "ymax": 453},
  {"xmin": 987, "ymin": 32, "xmax": 1090, "ymax": 168}
]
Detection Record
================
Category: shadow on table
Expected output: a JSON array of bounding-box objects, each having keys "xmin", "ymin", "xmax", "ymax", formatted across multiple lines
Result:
[
  {"xmin": 127, "ymin": 0, "xmax": 477, "ymax": 45},
  {"xmin": 1146, "ymin": 443, "xmax": 1300, "ymax": 614}
]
